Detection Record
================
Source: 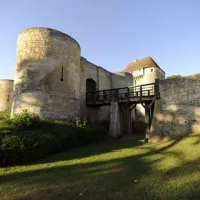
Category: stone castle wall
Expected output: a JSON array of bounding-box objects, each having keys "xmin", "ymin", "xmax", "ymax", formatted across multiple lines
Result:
[
  {"xmin": 80, "ymin": 57, "xmax": 100, "ymax": 122},
  {"xmin": 79, "ymin": 59, "xmax": 133, "ymax": 122},
  {"xmin": 0, "ymin": 80, "xmax": 14, "ymax": 112},
  {"xmin": 11, "ymin": 27, "xmax": 81, "ymax": 120},
  {"xmin": 11, "ymin": 27, "xmax": 135, "ymax": 122},
  {"xmin": 111, "ymin": 72, "xmax": 133, "ymax": 88},
  {"xmin": 9, "ymin": 27, "xmax": 200, "ymax": 139},
  {"xmin": 151, "ymin": 76, "xmax": 200, "ymax": 138},
  {"xmin": 80, "ymin": 58, "xmax": 111, "ymax": 122}
]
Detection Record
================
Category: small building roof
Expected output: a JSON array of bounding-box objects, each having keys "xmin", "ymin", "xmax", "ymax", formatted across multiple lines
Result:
[{"xmin": 123, "ymin": 56, "xmax": 165, "ymax": 73}]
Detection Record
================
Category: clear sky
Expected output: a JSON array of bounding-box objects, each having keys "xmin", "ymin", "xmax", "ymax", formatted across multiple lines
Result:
[{"xmin": 1, "ymin": 0, "xmax": 200, "ymax": 79}]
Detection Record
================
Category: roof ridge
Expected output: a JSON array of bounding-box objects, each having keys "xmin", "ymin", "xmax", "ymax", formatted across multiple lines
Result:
[{"xmin": 123, "ymin": 56, "xmax": 165, "ymax": 73}]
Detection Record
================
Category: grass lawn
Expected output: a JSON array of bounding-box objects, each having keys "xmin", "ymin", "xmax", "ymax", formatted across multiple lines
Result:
[{"xmin": 1, "ymin": 133, "xmax": 200, "ymax": 200}]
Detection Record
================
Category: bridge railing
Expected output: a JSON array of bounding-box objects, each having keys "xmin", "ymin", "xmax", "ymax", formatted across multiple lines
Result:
[{"xmin": 86, "ymin": 80, "xmax": 160, "ymax": 105}]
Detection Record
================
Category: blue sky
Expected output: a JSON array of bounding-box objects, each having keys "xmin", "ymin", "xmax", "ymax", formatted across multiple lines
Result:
[{"xmin": 1, "ymin": 0, "xmax": 200, "ymax": 79}]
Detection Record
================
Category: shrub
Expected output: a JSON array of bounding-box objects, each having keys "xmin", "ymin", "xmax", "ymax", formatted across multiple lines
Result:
[
  {"xmin": 0, "ymin": 119, "xmax": 108, "ymax": 166},
  {"xmin": 75, "ymin": 118, "xmax": 89, "ymax": 128},
  {"xmin": 12, "ymin": 110, "xmax": 41, "ymax": 130},
  {"xmin": 0, "ymin": 110, "xmax": 10, "ymax": 120},
  {"xmin": 167, "ymin": 75, "xmax": 182, "ymax": 79},
  {"xmin": 0, "ymin": 131, "xmax": 58, "ymax": 166},
  {"xmin": 0, "ymin": 134, "xmax": 24, "ymax": 165}
]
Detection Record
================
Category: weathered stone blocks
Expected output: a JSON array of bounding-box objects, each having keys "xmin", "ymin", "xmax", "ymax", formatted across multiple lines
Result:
[
  {"xmin": 12, "ymin": 27, "xmax": 81, "ymax": 120},
  {"xmin": 0, "ymin": 80, "xmax": 14, "ymax": 112},
  {"xmin": 151, "ymin": 77, "xmax": 200, "ymax": 138}
]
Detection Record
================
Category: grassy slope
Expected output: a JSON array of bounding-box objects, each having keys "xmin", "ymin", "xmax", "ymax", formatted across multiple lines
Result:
[{"xmin": 1, "ymin": 134, "xmax": 200, "ymax": 200}]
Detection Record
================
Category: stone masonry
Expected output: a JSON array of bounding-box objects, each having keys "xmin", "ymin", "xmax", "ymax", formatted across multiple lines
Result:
[
  {"xmin": 0, "ymin": 80, "xmax": 14, "ymax": 112},
  {"xmin": 3, "ymin": 27, "xmax": 199, "ymax": 139},
  {"xmin": 151, "ymin": 76, "xmax": 200, "ymax": 138}
]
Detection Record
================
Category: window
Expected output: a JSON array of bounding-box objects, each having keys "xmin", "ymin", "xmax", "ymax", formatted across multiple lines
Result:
[{"xmin": 151, "ymin": 69, "xmax": 153, "ymax": 72}]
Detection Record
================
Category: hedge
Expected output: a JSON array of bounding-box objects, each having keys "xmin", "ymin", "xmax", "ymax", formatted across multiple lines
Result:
[{"xmin": 0, "ymin": 111, "xmax": 108, "ymax": 166}]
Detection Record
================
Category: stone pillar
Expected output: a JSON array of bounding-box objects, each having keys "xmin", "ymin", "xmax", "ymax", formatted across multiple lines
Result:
[{"xmin": 109, "ymin": 102, "xmax": 121, "ymax": 137}]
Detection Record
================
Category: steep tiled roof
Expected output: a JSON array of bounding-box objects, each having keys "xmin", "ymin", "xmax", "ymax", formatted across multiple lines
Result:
[{"xmin": 123, "ymin": 56, "xmax": 165, "ymax": 73}]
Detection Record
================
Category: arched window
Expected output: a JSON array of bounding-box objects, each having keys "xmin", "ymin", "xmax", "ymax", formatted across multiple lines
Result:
[{"xmin": 86, "ymin": 78, "xmax": 96, "ymax": 92}]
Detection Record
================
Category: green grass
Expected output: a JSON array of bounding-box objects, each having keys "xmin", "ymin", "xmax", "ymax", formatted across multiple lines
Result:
[{"xmin": 1, "ymin": 133, "xmax": 200, "ymax": 200}]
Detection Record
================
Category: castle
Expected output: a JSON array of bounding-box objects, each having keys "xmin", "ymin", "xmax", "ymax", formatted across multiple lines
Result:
[{"xmin": 1, "ymin": 27, "xmax": 200, "ymax": 139}]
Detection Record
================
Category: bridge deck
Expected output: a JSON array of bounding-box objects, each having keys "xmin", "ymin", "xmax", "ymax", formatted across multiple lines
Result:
[{"xmin": 86, "ymin": 81, "xmax": 160, "ymax": 106}]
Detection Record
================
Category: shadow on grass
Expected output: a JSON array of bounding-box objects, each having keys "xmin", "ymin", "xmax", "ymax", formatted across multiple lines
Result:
[
  {"xmin": 32, "ymin": 135, "xmax": 145, "ymax": 165},
  {"xmin": 2, "ymin": 134, "xmax": 200, "ymax": 199}
]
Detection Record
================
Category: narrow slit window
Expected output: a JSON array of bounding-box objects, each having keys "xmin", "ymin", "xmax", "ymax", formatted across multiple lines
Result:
[{"xmin": 60, "ymin": 66, "xmax": 64, "ymax": 82}]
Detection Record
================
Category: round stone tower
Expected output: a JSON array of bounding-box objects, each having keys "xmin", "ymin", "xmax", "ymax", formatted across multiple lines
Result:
[
  {"xmin": 11, "ymin": 27, "xmax": 81, "ymax": 120},
  {"xmin": 0, "ymin": 80, "xmax": 14, "ymax": 112}
]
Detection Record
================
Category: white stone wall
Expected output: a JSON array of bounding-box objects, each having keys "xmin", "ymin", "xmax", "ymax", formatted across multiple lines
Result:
[
  {"xmin": 12, "ymin": 27, "xmax": 81, "ymax": 120},
  {"xmin": 133, "ymin": 67, "xmax": 165, "ymax": 86},
  {"xmin": 132, "ymin": 67, "xmax": 165, "ymax": 122}
]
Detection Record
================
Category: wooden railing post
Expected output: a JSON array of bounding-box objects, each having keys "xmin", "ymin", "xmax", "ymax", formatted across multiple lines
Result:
[
  {"xmin": 140, "ymin": 85, "xmax": 142, "ymax": 101},
  {"xmin": 86, "ymin": 82, "xmax": 157, "ymax": 106}
]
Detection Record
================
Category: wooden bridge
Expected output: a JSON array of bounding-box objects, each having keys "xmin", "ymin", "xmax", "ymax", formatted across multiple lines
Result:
[
  {"xmin": 86, "ymin": 79, "xmax": 160, "ymax": 141},
  {"xmin": 86, "ymin": 81, "xmax": 160, "ymax": 106}
]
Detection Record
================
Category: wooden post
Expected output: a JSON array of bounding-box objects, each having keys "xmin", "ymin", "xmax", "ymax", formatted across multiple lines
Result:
[
  {"xmin": 123, "ymin": 105, "xmax": 125, "ymax": 135},
  {"xmin": 140, "ymin": 85, "xmax": 142, "ymax": 101},
  {"xmin": 119, "ymin": 104, "xmax": 123, "ymax": 134},
  {"xmin": 128, "ymin": 109, "xmax": 132, "ymax": 134},
  {"xmin": 126, "ymin": 106, "xmax": 129, "ymax": 134},
  {"xmin": 149, "ymin": 101, "xmax": 155, "ymax": 129},
  {"xmin": 120, "ymin": 105, "xmax": 124, "ymax": 135},
  {"xmin": 145, "ymin": 103, "xmax": 150, "ymax": 141}
]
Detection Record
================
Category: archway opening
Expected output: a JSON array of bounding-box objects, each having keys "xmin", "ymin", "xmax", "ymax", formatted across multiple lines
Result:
[
  {"xmin": 86, "ymin": 78, "xmax": 97, "ymax": 104},
  {"xmin": 86, "ymin": 78, "xmax": 96, "ymax": 92}
]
